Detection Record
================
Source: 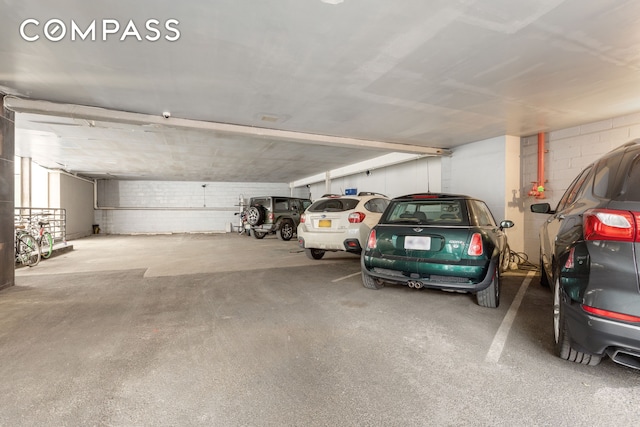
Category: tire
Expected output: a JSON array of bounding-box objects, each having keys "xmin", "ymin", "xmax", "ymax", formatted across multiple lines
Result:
[
  {"xmin": 501, "ymin": 245, "xmax": 511, "ymax": 272},
  {"xmin": 40, "ymin": 231, "xmax": 54, "ymax": 259},
  {"xmin": 305, "ymin": 248, "xmax": 325, "ymax": 260},
  {"xmin": 247, "ymin": 206, "xmax": 265, "ymax": 226},
  {"xmin": 250, "ymin": 228, "xmax": 267, "ymax": 239},
  {"xmin": 362, "ymin": 270, "xmax": 384, "ymax": 290},
  {"xmin": 553, "ymin": 277, "xmax": 602, "ymax": 366},
  {"xmin": 18, "ymin": 234, "xmax": 41, "ymax": 267},
  {"xmin": 277, "ymin": 220, "xmax": 294, "ymax": 241},
  {"xmin": 477, "ymin": 265, "xmax": 499, "ymax": 308},
  {"xmin": 539, "ymin": 251, "xmax": 550, "ymax": 288}
]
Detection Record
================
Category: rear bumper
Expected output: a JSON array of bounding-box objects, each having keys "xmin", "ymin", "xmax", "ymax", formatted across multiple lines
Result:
[
  {"xmin": 362, "ymin": 256, "xmax": 496, "ymax": 292},
  {"xmin": 298, "ymin": 225, "xmax": 367, "ymax": 252},
  {"xmin": 564, "ymin": 300, "xmax": 640, "ymax": 357},
  {"xmin": 251, "ymin": 224, "xmax": 275, "ymax": 233}
]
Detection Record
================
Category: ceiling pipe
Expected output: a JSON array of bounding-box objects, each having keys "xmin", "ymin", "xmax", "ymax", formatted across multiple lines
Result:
[{"xmin": 528, "ymin": 132, "xmax": 546, "ymax": 199}]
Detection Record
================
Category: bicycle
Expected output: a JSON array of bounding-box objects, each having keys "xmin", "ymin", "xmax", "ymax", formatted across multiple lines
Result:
[
  {"xmin": 34, "ymin": 216, "xmax": 54, "ymax": 259},
  {"xmin": 234, "ymin": 209, "xmax": 251, "ymax": 236},
  {"xmin": 15, "ymin": 225, "xmax": 41, "ymax": 267}
]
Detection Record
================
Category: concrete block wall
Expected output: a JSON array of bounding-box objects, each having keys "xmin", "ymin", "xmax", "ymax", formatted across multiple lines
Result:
[
  {"xmin": 94, "ymin": 180, "xmax": 294, "ymax": 234},
  {"xmin": 522, "ymin": 113, "xmax": 640, "ymax": 258},
  {"xmin": 442, "ymin": 135, "xmax": 525, "ymax": 254}
]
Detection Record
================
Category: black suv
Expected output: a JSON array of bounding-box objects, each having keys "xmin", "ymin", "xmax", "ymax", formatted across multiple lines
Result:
[
  {"xmin": 531, "ymin": 140, "xmax": 640, "ymax": 370},
  {"xmin": 245, "ymin": 196, "xmax": 311, "ymax": 241}
]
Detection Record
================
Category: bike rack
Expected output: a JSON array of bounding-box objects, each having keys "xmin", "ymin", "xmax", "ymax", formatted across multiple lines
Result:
[{"xmin": 14, "ymin": 207, "xmax": 67, "ymax": 244}]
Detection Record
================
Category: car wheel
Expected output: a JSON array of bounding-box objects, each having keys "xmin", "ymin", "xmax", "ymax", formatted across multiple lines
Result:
[
  {"xmin": 500, "ymin": 245, "xmax": 511, "ymax": 272},
  {"xmin": 247, "ymin": 206, "xmax": 265, "ymax": 226},
  {"xmin": 362, "ymin": 270, "xmax": 384, "ymax": 290},
  {"xmin": 553, "ymin": 277, "xmax": 601, "ymax": 365},
  {"xmin": 277, "ymin": 220, "xmax": 294, "ymax": 241},
  {"xmin": 539, "ymin": 251, "xmax": 550, "ymax": 288},
  {"xmin": 305, "ymin": 248, "xmax": 325, "ymax": 260},
  {"xmin": 251, "ymin": 229, "xmax": 266, "ymax": 239},
  {"xmin": 476, "ymin": 265, "xmax": 499, "ymax": 308}
]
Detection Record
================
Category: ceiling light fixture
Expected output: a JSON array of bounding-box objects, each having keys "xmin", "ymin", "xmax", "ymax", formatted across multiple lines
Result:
[{"xmin": 321, "ymin": 0, "xmax": 344, "ymax": 4}]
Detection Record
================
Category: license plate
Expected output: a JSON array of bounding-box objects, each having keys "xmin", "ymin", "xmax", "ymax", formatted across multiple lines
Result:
[
  {"xmin": 318, "ymin": 219, "xmax": 332, "ymax": 228},
  {"xmin": 405, "ymin": 236, "xmax": 431, "ymax": 250}
]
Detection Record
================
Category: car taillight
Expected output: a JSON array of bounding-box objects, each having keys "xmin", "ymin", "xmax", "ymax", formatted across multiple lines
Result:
[
  {"xmin": 367, "ymin": 229, "xmax": 377, "ymax": 249},
  {"xmin": 564, "ymin": 247, "xmax": 575, "ymax": 269},
  {"xmin": 467, "ymin": 233, "xmax": 483, "ymax": 256},
  {"xmin": 300, "ymin": 214, "xmax": 306, "ymax": 224},
  {"xmin": 583, "ymin": 209, "xmax": 640, "ymax": 242},
  {"xmin": 269, "ymin": 213, "xmax": 274, "ymax": 221},
  {"xmin": 582, "ymin": 305, "xmax": 640, "ymax": 323},
  {"xmin": 348, "ymin": 212, "xmax": 366, "ymax": 223}
]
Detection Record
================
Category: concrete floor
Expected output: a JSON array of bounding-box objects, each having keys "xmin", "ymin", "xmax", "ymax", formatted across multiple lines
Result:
[{"xmin": 2, "ymin": 234, "xmax": 639, "ymax": 426}]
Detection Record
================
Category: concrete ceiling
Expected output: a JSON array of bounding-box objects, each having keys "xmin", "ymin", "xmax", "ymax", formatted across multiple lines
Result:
[{"xmin": 2, "ymin": 0, "xmax": 640, "ymax": 182}]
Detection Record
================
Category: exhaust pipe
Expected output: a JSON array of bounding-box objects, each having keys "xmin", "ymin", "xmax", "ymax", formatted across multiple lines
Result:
[
  {"xmin": 414, "ymin": 282, "xmax": 423, "ymax": 289},
  {"xmin": 606, "ymin": 348, "xmax": 640, "ymax": 370},
  {"xmin": 407, "ymin": 281, "xmax": 423, "ymax": 289},
  {"xmin": 408, "ymin": 281, "xmax": 415, "ymax": 288}
]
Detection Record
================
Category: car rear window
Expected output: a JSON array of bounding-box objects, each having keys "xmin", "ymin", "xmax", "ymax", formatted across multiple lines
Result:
[
  {"xmin": 364, "ymin": 198, "xmax": 390, "ymax": 213},
  {"xmin": 308, "ymin": 198, "xmax": 359, "ymax": 212},
  {"xmin": 381, "ymin": 200, "xmax": 468, "ymax": 225}
]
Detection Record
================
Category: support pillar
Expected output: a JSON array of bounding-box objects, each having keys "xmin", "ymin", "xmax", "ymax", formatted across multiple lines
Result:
[
  {"xmin": 0, "ymin": 95, "xmax": 15, "ymax": 290},
  {"xmin": 325, "ymin": 171, "xmax": 331, "ymax": 195},
  {"xmin": 21, "ymin": 157, "xmax": 31, "ymax": 208}
]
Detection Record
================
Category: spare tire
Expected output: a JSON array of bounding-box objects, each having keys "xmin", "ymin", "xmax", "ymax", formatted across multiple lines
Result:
[{"xmin": 247, "ymin": 205, "xmax": 266, "ymax": 226}]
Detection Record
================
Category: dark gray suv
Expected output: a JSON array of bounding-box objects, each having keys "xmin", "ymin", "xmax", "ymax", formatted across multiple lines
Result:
[
  {"xmin": 531, "ymin": 140, "xmax": 640, "ymax": 370},
  {"xmin": 246, "ymin": 196, "xmax": 311, "ymax": 241}
]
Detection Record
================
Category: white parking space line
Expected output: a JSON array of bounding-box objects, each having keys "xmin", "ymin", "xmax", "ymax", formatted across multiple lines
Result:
[
  {"xmin": 485, "ymin": 270, "xmax": 536, "ymax": 364},
  {"xmin": 332, "ymin": 272, "xmax": 361, "ymax": 283}
]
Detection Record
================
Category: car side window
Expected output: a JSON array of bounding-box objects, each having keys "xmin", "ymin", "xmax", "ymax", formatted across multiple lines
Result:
[
  {"xmin": 364, "ymin": 198, "xmax": 389, "ymax": 213},
  {"xmin": 274, "ymin": 198, "xmax": 289, "ymax": 211},
  {"xmin": 623, "ymin": 155, "xmax": 640, "ymax": 201},
  {"xmin": 469, "ymin": 200, "xmax": 496, "ymax": 227},
  {"xmin": 592, "ymin": 153, "xmax": 624, "ymax": 198}
]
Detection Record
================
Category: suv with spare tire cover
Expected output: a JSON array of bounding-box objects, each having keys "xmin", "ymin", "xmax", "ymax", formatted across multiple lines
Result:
[{"xmin": 246, "ymin": 196, "xmax": 312, "ymax": 240}]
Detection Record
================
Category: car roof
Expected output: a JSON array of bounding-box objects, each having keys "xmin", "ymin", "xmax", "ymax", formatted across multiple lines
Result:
[
  {"xmin": 392, "ymin": 193, "xmax": 472, "ymax": 201},
  {"xmin": 318, "ymin": 192, "xmax": 388, "ymax": 199},
  {"xmin": 250, "ymin": 196, "xmax": 310, "ymax": 200}
]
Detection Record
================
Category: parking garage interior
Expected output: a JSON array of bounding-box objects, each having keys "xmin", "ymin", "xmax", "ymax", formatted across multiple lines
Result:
[{"xmin": 2, "ymin": 1, "xmax": 640, "ymax": 425}]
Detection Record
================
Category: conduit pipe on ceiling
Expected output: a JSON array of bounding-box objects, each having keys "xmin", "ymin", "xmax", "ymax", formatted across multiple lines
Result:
[{"xmin": 528, "ymin": 132, "xmax": 546, "ymax": 198}]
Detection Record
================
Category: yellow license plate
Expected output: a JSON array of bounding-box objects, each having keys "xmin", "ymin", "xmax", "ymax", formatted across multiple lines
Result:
[{"xmin": 318, "ymin": 219, "xmax": 332, "ymax": 228}]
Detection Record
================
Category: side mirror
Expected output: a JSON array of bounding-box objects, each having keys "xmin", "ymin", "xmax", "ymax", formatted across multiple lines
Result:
[
  {"xmin": 499, "ymin": 220, "xmax": 514, "ymax": 230},
  {"xmin": 530, "ymin": 203, "xmax": 552, "ymax": 214}
]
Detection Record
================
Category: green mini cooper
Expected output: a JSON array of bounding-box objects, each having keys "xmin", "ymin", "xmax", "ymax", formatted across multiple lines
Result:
[{"xmin": 361, "ymin": 193, "xmax": 514, "ymax": 308}]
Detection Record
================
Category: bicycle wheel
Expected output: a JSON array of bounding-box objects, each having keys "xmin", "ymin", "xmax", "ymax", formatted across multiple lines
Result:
[
  {"xmin": 18, "ymin": 234, "xmax": 41, "ymax": 267},
  {"xmin": 40, "ymin": 231, "xmax": 54, "ymax": 259}
]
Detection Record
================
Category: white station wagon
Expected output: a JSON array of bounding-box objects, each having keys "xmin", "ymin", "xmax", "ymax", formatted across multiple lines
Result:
[{"xmin": 297, "ymin": 193, "xmax": 390, "ymax": 260}]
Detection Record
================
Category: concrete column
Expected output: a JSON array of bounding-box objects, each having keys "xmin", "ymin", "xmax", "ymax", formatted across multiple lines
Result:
[
  {"xmin": 20, "ymin": 157, "xmax": 31, "ymax": 207},
  {"xmin": 0, "ymin": 95, "xmax": 15, "ymax": 290},
  {"xmin": 325, "ymin": 171, "xmax": 331, "ymax": 195}
]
